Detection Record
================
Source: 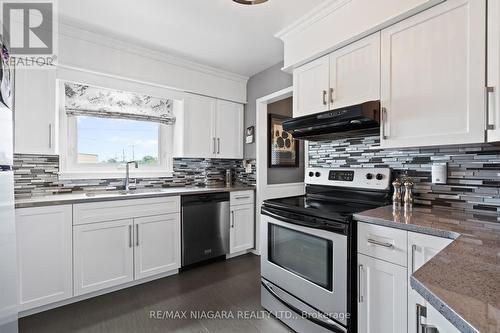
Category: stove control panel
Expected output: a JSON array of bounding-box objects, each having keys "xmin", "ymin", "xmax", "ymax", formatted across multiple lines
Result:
[{"xmin": 305, "ymin": 167, "xmax": 391, "ymax": 190}]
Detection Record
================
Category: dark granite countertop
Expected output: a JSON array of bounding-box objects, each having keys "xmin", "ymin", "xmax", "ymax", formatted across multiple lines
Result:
[
  {"xmin": 354, "ymin": 205, "xmax": 500, "ymax": 333},
  {"xmin": 15, "ymin": 185, "xmax": 255, "ymax": 209}
]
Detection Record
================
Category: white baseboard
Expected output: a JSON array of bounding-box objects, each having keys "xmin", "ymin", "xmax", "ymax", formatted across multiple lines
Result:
[{"xmin": 19, "ymin": 269, "xmax": 179, "ymax": 318}]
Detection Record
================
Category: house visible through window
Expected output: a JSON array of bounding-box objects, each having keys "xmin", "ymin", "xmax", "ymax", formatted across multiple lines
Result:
[{"xmin": 76, "ymin": 116, "xmax": 160, "ymax": 165}]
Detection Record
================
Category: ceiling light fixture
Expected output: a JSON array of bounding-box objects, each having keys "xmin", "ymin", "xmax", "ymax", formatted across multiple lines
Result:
[{"xmin": 233, "ymin": 0, "xmax": 268, "ymax": 5}]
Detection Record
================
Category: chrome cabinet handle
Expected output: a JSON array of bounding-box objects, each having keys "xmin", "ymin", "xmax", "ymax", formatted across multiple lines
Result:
[
  {"xmin": 416, "ymin": 304, "xmax": 426, "ymax": 333},
  {"xmin": 322, "ymin": 90, "xmax": 327, "ymax": 106},
  {"xmin": 136, "ymin": 224, "xmax": 139, "ymax": 246},
  {"xmin": 231, "ymin": 211, "xmax": 235, "ymax": 228},
  {"xmin": 367, "ymin": 238, "xmax": 394, "ymax": 248},
  {"xmin": 486, "ymin": 86, "xmax": 495, "ymax": 130},
  {"xmin": 213, "ymin": 137, "xmax": 216, "ymax": 154},
  {"xmin": 381, "ymin": 107, "xmax": 388, "ymax": 139},
  {"xmin": 128, "ymin": 225, "xmax": 132, "ymax": 248},
  {"xmin": 416, "ymin": 304, "xmax": 439, "ymax": 333},
  {"xmin": 48, "ymin": 123, "xmax": 52, "ymax": 149},
  {"xmin": 329, "ymin": 88, "xmax": 335, "ymax": 104},
  {"xmin": 235, "ymin": 196, "xmax": 250, "ymax": 200},
  {"xmin": 217, "ymin": 138, "xmax": 220, "ymax": 154},
  {"xmin": 358, "ymin": 264, "xmax": 364, "ymax": 303},
  {"xmin": 411, "ymin": 244, "xmax": 417, "ymax": 273}
]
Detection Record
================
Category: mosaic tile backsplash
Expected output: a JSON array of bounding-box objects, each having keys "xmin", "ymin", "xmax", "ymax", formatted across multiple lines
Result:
[
  {"xmin": 309, "ymin": 136, "xmax": 500, "ymax": 215},
  {"xmin": 13, "ymin": 154, "xmax": 256, "ymax": 199}
]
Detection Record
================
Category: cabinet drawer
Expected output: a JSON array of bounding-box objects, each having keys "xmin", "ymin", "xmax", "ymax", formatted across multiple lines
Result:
[
  {"xmin": 73, "ymin": 196, "xmax": 180, "ymax": 225},
  {"xmin": 230, "ymin": 190, "xmax": 254, "ymax": 206},
  {"xmin": 357, "ymin": 222, "xmax": 407, "ymax": 267}
]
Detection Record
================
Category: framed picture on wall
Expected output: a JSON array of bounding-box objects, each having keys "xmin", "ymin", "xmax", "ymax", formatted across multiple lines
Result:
[{"xmin": 268, "ymin": 114, "xmax": 299, "ymax": 168}]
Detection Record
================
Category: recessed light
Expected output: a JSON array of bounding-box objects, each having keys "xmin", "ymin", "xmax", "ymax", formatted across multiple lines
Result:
[{"xmin": 233, "ymin": 0, "xmax": 268, "ymax": 5}]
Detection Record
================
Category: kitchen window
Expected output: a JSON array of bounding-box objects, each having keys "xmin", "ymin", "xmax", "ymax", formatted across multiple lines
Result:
[{"xmin": 59, "ymin": 81, "xmax": 175, "ymax": 179}]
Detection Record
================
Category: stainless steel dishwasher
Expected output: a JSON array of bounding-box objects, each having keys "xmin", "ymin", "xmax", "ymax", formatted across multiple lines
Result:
[{"xmin": 181, "ymin": 192, "xmax": 230, "ymax": 267}]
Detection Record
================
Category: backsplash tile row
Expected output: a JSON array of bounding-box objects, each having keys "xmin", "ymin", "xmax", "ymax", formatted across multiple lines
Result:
[
  {"xmin": 13, "ymin": 154, "xmax": 256, "ymax": 199},
  {"xmin": 309, "ymin": 136, "xmax": 500, "ymax": 216}
]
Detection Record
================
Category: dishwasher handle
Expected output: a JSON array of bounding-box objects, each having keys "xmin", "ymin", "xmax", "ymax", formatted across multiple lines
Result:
[{"xmin": 182, "ymin": 192, "xmax": 230, "ymax": 205}]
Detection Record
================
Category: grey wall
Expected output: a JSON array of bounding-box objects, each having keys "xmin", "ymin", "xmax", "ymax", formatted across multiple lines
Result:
[
  {"xmin": 244, "ymin": 61, "xmax": 293, "ymax": 159},
  {"xmin": 267, "ymin": 98, "xmax": 305, "ymax": 185}
]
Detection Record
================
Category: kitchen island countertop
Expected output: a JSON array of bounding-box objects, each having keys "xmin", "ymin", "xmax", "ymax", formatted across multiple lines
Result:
[{"xmin": 354, "ymin": 205, "xmax": 500, "ymax": 333}]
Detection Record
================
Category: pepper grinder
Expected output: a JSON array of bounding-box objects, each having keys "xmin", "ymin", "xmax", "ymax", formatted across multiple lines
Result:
[
  {"xmin": 403, "ymin": 178, "xmax": 414, "ymax": 207},
  {"xmin": 392, "ymin": 178, "xmax": 403, "ymax": 209}
]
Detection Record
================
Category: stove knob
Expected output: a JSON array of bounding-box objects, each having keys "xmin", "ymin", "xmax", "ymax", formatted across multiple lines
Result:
[
  {"xmin": 315, "ymin": 172, "xmax": 321, "ymax": 177},
  {"xmin": 366, "ymin": 173, "xmax": 373, "ymax": 180},
  {"xmin": 376, "ymin": 173, "xmax": 384, "ymax": 180},
  {"xmin": 309, "ymin": 171, "xmax": 314, "ymax": 177}
]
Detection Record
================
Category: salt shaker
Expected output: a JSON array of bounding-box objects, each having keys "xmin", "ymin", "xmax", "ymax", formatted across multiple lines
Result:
[
  {"xmin": 392, "ymin": 178, "xmax": 402, "ymax": 208},
  {"xmin": 403, "ymin": 178, "xmax": 414, "ymax": 207}
]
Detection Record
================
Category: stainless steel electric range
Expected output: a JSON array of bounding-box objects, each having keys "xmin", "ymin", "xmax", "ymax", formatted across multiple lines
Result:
[{"xmin": 260, "ymin": 167, "xmax": 392, "ymax": 333}]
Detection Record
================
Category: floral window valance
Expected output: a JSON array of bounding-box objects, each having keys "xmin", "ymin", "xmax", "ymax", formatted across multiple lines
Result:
[{"xmin": 64, "ymin": 82, "xmax": 175, "ymax": 125}]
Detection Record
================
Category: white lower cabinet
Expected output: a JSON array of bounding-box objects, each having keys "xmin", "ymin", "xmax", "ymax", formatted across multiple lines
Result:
[
  {"xmin": 73, "ymin": 219, "xmax": 135, "ymax": 296},
  {"xmin": 408, "ymin": 232, "xmax": 454, "ymax": 333},
  {"xmin": 229, "ymin": 204, "xmax": 254, "ymax": 254},
  {"xmin": 134, "ymin": 214, "xmax": 181, "ymax": 280},
  {"xmin": 16, "ymin": 206, "xmax": 73, "ymax": 311},
  {"xmin": 357, "ymin": 253, "xmax": 407, "ymax": 333}
]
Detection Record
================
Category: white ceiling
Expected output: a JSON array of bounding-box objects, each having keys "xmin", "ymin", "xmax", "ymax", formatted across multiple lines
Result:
[{"xmin": 58, "ymin": 0, "xmax": 327, "ymax": 78}]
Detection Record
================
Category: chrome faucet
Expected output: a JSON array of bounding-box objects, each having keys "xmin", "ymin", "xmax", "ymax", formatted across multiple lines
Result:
[{"xmin": 124, "ymin": 161, "xmax": 138, "ymax": 191}]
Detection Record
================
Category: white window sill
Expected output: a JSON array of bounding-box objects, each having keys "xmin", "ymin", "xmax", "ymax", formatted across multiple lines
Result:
[{"xmin": 58, "ymin": 170, "xmax": 174, "ymax": 180}]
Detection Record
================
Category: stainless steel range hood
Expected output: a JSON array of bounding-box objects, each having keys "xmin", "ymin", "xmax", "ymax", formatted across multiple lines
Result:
[{"xmin": 283, "ymin": 101, "xmax": 381, "ymax": 141}]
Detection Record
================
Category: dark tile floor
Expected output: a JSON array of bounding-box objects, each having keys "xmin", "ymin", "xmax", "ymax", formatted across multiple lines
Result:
[{"xmin": 19, "ymin": 254, "xmax": 292, "ymax": 333}]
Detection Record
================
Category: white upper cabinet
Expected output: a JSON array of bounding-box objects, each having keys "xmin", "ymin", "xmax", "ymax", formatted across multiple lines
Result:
[
  {"xmin": 174, "ymin": 94, "xmax": 243, "ymax": 159},
  {"xmin": 329, "ymin": 32, "xmax": 380, "ymax": 109},
  {"xmin": 278, "ymin": 0, "xmax": 444, "ymax": 70},
  {"xmin": 16, "ymin": 205, "xmax": 73, "ymax": 311},
  {"xmin": 380, "ymin": 0, "xmax": 486, "ymax": 148},
  {"xmin": 293, "ymin": 56, "xmax": 330, "ymax": 118},
  {"xmin": 215, "ymin": 100, "xmax": 244, "ymax": 159},
  {"xmin": 14, "ymin": 67, "xmax": 57, "ymax": 155},
  {"xmin": 173, "ymin": 94, "xmax": 216, "ymax": 158},
  {"xmin": 293, "ymin": 33, "xmax": 380, "ymax": 118},
  {"xmin": 487, "ymin": 0, "xmax": 500, "ymax": 142}
]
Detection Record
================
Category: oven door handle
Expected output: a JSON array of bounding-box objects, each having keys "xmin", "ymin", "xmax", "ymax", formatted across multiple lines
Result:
[
  {"xmin": 261, "ymin": 207, "xmax": 348, "ymax": 235},
  {"xmin": 261, "ymin": 281, "xmax": 347, "ymax": 333}
]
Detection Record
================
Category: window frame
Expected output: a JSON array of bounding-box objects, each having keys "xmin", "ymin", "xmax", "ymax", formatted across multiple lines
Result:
[{"xmin": 58, "ymin": 80, "xmax": 174, "ymax": 180}]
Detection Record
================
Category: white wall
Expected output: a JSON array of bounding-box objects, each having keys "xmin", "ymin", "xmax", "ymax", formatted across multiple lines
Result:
[{"xmin": 58, "ymin": 23, "xmax": 248, "ymax": 103}]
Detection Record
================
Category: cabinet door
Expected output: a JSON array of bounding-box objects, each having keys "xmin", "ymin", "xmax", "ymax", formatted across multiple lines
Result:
[
  {"xmin": 293, "ymin": 56, "xmax": 330, "ymax": 117},
  {"xmin": 229, "ymin": 204, "xmax": 254, "ymax": 254},
  {"xmin": 407, "ymin": 233, "xmax": 453, "ymax": 333},
  {"xmin": 134, "ymin": 214, "xmax": 181, "ymax": 280},
  {"xmin": 380, "ymin": 0, "xmax": 486, "ymax": 148},
  {"xmin": 214, "ymin": 100, "xmax": 243, "ymax": 159},
  {"xmin": 73, "ymin": 219, "xmax": 134, "ymax": 296},
  {"xmin": 14, "ymin": 67, "xmax": 57, "ymax": 155},
  {"xmin": 358, "ymin": 253, "xmax": 407, "ymax": 333},
  {"xmin": 174, "ymin": 94, "xmax": 216, "ymax": 158},
  {"xmin": 329, "ymin": 32, "xmax": 380, "ymax": 109},
  {"xmin": 488, "ymin": 0, "xmax": 500, "ymax": 142},
  {"xmin": 16, "ymin": 205, "xmax": 72, "ymax": 311}
]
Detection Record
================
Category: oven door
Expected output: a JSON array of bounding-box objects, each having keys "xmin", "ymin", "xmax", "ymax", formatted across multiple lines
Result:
[{"xmin": 261, "ymin": 207, "xmax": 348, "ymax": 327}]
